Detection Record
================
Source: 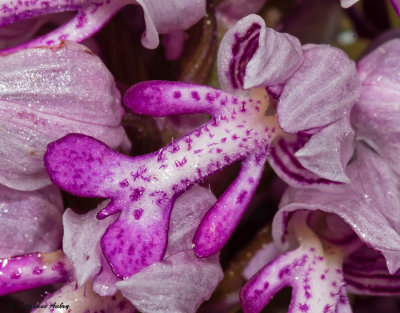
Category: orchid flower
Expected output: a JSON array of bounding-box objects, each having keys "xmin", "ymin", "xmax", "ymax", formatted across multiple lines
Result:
[
  {"xmin": 0, "ymin": 41, "xmax": 129, "ymax": 191},
  {"xmin": 44, "ymin": 14, "xmax": 359, "ymax": 287},
  {"xmin": 0, "ymin": 0, "xmax": 206, "ymax": 52},
  {"xmin": 240, "ymin": 38, "xmax": 400, "ymax": 313},
  {"xmin": 241, "ymin": 143, "xmax": 400, "ymax": 313}
]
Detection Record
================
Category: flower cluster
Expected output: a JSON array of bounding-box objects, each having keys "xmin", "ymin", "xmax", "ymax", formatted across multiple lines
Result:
[{"xmin": 1, "ymin": 1, "xmax": 400, "ymax": 313}]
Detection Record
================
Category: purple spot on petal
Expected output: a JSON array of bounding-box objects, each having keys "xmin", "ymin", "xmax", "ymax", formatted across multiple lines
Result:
[
  {"xmin": 130, "ymin": 187, "xmax": 145, "ymax": 202},
  {"xmin": 134, "ymin": 208, "xmax": 144, "ymax": 220},
  {"xmin": 237, "ymin": 190, "xmax": 248, "ymax": 204},
  {"xmin": 119, "ymin": 179, "xmax": 129, "ymax": 188},
  {"xmin": 298, "ymin": 303, "xmax": 309, "ymax": 312},
  {"xmin": 191, "ymin": 91, "xmax": 200, "ymax": 100},
  {"xmin": 173, "ymin": 91, "xmax": 181, "ymax": 98}
]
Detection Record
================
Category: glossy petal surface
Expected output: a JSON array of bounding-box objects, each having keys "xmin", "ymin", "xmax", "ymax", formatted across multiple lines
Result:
[
  {"xmin": 0, "ymin": 41, "xmax": 128, "ymax": 191},
  {"xmin": 0, "ymin": 185, "xmax": 63, "ymax": 257}
]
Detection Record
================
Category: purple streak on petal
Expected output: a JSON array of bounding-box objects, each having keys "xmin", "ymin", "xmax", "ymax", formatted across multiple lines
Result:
[
  {"xmin": 0, "ymin": 185, "xmax": 63, "ymax": 257},
  {"xmin": 0, "ymin": 251, "xmax": 71, "ymax": 296},
  {"xmin": 267, "ymin": 135, "xmax": 340, "ymax": 187},
  {"xmin": 277, "ymin": 44, "xmax": 359, "ymax": 134},
  {"xmin": 243, "ymin": 27, "xmax": 303, "ymax": 90},
  {"xmin": 353, "ymin": 39, "xmax": 400, "ymax": 176},
  {"xmin": 124, "ymin": 81, "xmax": 230, "ymax": 116},
  {"xmin": 193, "ymin": 152, "xmax": 267, "ymax": 257},
  {"xmin": 218, "ymin": 15, "xmax": 263, "ymax": 94}
]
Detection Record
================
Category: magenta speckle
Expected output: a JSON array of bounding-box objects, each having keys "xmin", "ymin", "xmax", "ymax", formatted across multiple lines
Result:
[
  {"xmin": 298, "ymin": 303, "xmax": 309, "ymax": 312},
  {"xmin": 130, "ymin": 187, "xmax": 145, "ymax": 202},
  {"xmin": 173, "ymin": 91, "xmax": 181, "ymax": 98},
  {"xmin": 11, "ymin": 270, "xmax": 21, "ymax": 279},
  {"xmin": 134, "ymin": 208, "xmax": 144, "ymax": 220},
  {"xmin": 33, "ymin": 266, "xmax": 44, "ymax": 275},
  {"xmin": 191, "ymin": 91, "xmax": 200, "ymax": 100},
  {"xmin": 119, "ymin": 179, "xmax": 129, "ymax": 187}
]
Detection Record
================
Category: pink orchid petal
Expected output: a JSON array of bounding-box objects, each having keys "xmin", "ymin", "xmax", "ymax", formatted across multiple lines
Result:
[
  {"xmin": 0, "ymin": 185, "xmax": 62, "ymax": 257},
  {"xmin": 243, "ymin": 21, "xmax": 303, "ymax": 89},
  {"xmin": 353, "ymin": 39, "xmax": 400, "ymax": 176},
  {"xmin": 117, "ymin": 251, "xmax": 222, "ymax": 313},
  {"xmin": 0, "ymin": 41, "xmax": 128, "ymax": 191},
  {"xmin": 294, "ymin": 117, "xmax": 354, "ymax": 183},
  {"xmin": 277, "ymin": 44, "xmax": 359, "ymax": 134},
  {"xmin": 63, "ymin": 200, "xmax": 118, "ymax": 287}
]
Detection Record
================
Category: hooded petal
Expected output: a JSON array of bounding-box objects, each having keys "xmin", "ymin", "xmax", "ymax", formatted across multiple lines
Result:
[
  {"xmin": 0, "ymin": 41, "xmax": 128, "ymax": 191},
  {"xmin": 353, "ymin": 39, "xmax": 400, "ymax": 176},
  {"xmin": 117, "ymin": 186, "xmax": 223, "ymax": 313},
  {"xmin": 218, "ymin": 14, "xmax": 263, "ymax": 94},
  {"xmin": 0, "ymin": 185, "xmax": 63, "ymax": 258},
  {"xmin": 277, "ymin": 44, "xmax": 359, "ymax": 134},
  {"xmin": 273, "ymin": 144, "xmax": 400, "ymax": 274}
]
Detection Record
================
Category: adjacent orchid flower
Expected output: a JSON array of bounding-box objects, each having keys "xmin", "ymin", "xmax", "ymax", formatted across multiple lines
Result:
[
  {"xmin": 241, "ymin": 144, "xmax": 400, "ymax": 313},
  {"xmin": 44, "ymin": 14, "xmax": 359, "ymax": 281},
  {"xmin": 0, "ymin": 41, "xmax": 129, "ymax": 191},
  {"xmin": 0, "ymin": 0, "xmax": 206, "ymax": 52},
  {"xmin": 240, "ymin": 38, "xmax": 400, "ymax": 313},
  {"xmin": 60, "ymin": 186, "xmax": 222, "ymax": 313}
]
